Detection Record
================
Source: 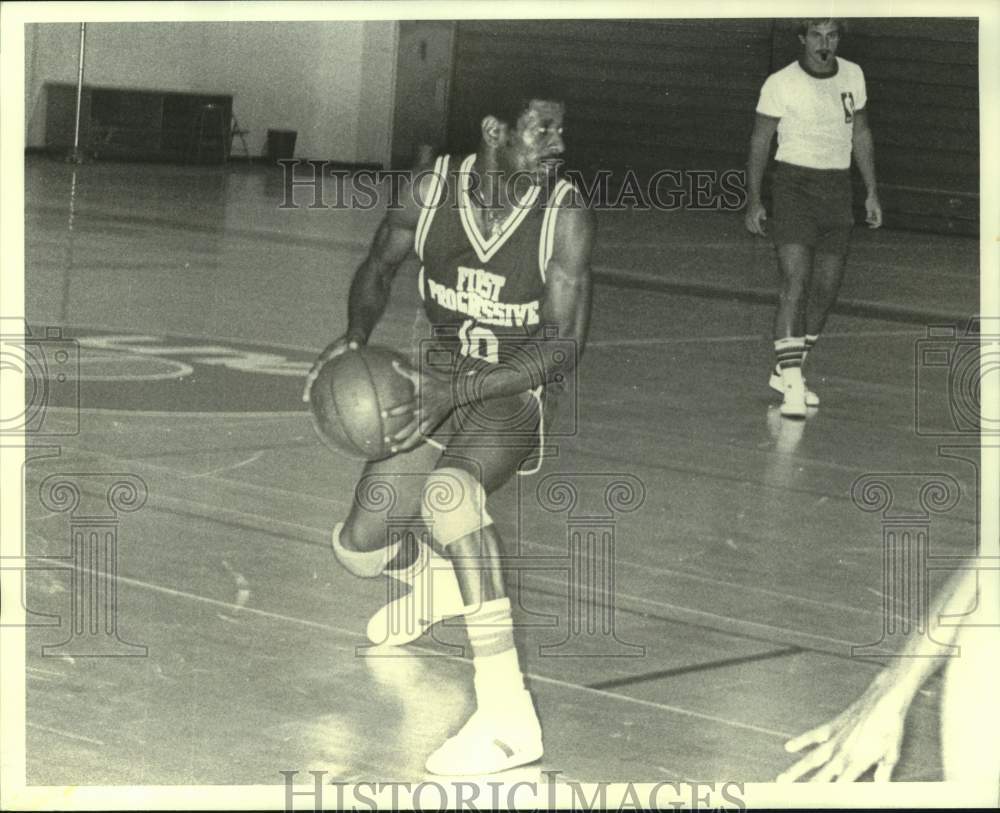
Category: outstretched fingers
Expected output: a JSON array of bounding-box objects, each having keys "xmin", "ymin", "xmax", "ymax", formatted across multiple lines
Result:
[
  {"xmin": 383, "ymin": 399, "xmax": 416, "ymax": 419},
  {"xmin": 776, "ymin": 739, "xmax": 835, "ymax": 783},
  {"xmin": 872, "ymin": 757, "xmax": 897, "ymax": 782},
  {"xmin": 785, "ymin": 722, "xmax": 833, "ymax": 754},
  {"xmin": 392, "ymin": 359, "xmax": 421, "ymax": 388}
]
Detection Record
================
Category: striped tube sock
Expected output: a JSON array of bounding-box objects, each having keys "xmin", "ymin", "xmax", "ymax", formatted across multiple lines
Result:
[
  {"xmin": 803, "ymin": 334, "xmax": 819, "ymax": 367},
  {"xmin": 774, "ymin": 336, "xmax": 806, "ymax": 382},
  {"xmin": 466, "ymin": 597, "xmax": 524, "ymax": 709}
]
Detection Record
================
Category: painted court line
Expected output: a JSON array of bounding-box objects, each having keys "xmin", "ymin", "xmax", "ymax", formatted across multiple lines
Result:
[
  {"xmin": 523, "ymin": 673, "xmax": 793, "ymax": 739},
  {"xmin": 40, "ymin": 321, "xmax": 922, "ymax": 359},
  {"xmin": 584, "ymin": 646, "xmax": 803, "ymax": 691},
  {"xmin": 524, "ymin": 570, "xmax": 870, "ymax": 654},
  {"xmin": 27, "ymin": 722, "xmax": 105, "ymax": 747},
  {"xmin": 24, "ymin": 445, "xmax": 900, "ymax": 625},
  {"xmin": 182, "ymin": 451, "xmax": 265, "ymax": 479},
  {"xmin": 26, "ymin": 665, "xmax": 65, "ymax": 679},
  {"xmin": 30, "ymin": 551, "xmax": 793, "ymax": 740},
  {"xmin": 24, "ymin": 450, "xmax": 894, "ymax": 625},
  {"xmin": 38, "ymin": 406, "xmax": 308, "ymax": 420},
  {"xmin": 595, "ymin": 245, "xmax": 975, "ymax": 278},
  {"xmin": 26, "ymin": 465, "xmax": 885, "ymax": 663},
  {"xmin": 33, "ymin": 439, "xmax": 974, "ymax": 684},
  {"xmin": 588, "ymin": 328, "xmax": 921, "ymax": 348}
]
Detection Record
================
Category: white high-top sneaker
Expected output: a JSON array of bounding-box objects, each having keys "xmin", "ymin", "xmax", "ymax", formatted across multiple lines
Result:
[
  {"xmin": 779, "ymin": 367, "xmax": 808, "ymax": 419},
  {"xmin": 365, "ymin": 542, "xmax": 466, "ymax": 647},
  {"xmin": 770, "ymin": 364, "xmax": 819, "ymax": 407},
  {"xmin": 424, "ymin": 688, "xmax": 543, "ymax": 776}
]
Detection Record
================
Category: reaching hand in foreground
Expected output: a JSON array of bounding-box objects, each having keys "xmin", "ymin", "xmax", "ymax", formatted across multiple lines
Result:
[
  {"xmin": 777, "ymin": 674, "xmax": 908, "ymax": 782},
  {"xmin": 777, "ymin": 569, "xmax": 980, "ymax": 783}
]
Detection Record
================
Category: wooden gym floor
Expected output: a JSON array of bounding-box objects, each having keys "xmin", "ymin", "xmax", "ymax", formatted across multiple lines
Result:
[{"xmin": 17, "ymin": 155, "xmax": 985, "ymax": 788}]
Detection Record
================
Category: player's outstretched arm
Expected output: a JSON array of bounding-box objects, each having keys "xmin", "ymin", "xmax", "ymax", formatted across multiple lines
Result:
[
  {"xmin": 777, "ymin": 568, "xmax": 979, "ymax": 782},
  {"xmin": 744, "ymin": 113, "xmax": 778, "ymax": 236},
  {"xmin": 302, "ymin": 176, "xmax": 425, "ymax": 401},
  {"xmin": 852, "ymin": 108, "xmax": 882, "ymax": 229}
]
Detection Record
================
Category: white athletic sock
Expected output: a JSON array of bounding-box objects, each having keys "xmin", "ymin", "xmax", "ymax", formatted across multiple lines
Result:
[{"xmin": 466, "ymin": 597, "xmax": 524, "ymax": 711}]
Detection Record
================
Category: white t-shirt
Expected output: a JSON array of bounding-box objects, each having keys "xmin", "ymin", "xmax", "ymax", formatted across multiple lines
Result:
[{"xmin": 756, "ymin": 58, "xmax": 867, "ymax": 170}]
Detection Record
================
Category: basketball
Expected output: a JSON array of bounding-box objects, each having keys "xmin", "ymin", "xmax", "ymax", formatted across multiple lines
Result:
[{"xmin": 308, "ymin": 345, "xmax": 415, "ymax": 461}]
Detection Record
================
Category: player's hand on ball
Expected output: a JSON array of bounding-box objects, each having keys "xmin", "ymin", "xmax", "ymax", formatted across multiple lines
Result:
[
  {"xmin": 384, "ymin": 360, "xmax": 454, "ymax": 453},
  {"xmin": 744, "ymin": 200, "xmax": 768, "ymax": 236},
  {"xmin": 776, "ymin": 679, "xmax": 908, "ymax": 783},
  {"xmin": 302, "ymin": 335, "xmax": 359, "ymax": 403},
  {"xmin": 865, "ymin": 193, "xmax": 883, "ymax": 229}
]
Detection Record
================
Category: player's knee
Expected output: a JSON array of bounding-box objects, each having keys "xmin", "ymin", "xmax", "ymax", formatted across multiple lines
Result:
[
  {"xmin": 340, "ymin": 516, "xmax": 381, "ymax": 552},
  {"xmin": 811, "ymin": 273, "xmax": 840, "ymax": 298},
  {"xmin": 421, "ymin": 467, "xmax": 493, "ymax": 548},
  {"xmin": 332, "ymin": 519, "xmax": 396, "ymax": 578}
]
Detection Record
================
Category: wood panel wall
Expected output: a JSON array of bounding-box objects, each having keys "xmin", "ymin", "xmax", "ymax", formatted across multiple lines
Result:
[{"xmin": 447, "ymin": 18, "xmax": 979, "ymax": 235}]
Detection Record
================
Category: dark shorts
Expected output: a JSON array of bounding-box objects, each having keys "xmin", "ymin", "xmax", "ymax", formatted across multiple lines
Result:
[
  {"xmin": 343, "ymin": 315, "xmax": 558, "ymax": 544},
  {"xmin": 407, "ymin": 308, "xmax": 554, "ymax": 490},
  {"xmin": 429, "ymin": 387, "xmax": 550, "ymax": 490},
  {"xmin": 344, "ymin": 387, "xmax": 549, "ymax": 549},
  {"xmin": 770, "ymin": 162, "xmax": 853, "ymax": 254}
]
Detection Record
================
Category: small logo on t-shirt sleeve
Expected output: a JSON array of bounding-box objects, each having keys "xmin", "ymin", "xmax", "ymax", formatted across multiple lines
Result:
[{"xmin": 840, "ymin": 91, "xmax": 855, "ymax": 123}]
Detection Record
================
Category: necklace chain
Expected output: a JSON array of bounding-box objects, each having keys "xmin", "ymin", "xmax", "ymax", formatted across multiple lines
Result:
[{"xmin": 484, "ymin": 205, "xmax": 505, "ymax": 238}]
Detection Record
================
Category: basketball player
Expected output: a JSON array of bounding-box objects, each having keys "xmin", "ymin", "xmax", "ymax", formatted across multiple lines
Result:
[
  {"xmin": 303, "ymin": 83, "xmax": 593, "ymax": 775},
  {"xmin": 744, "ymin": 19, "xmax": 882, "ymax": 418},
  {"xmin": 777, "ymin": 567, "xmax": 1000, "ymax": 783}
]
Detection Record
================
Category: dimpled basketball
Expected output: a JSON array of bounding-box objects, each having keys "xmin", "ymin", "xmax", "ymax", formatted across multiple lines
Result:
[{"xmin": 309, "ymin": 346, "xmax": 414, "ymax": 461}]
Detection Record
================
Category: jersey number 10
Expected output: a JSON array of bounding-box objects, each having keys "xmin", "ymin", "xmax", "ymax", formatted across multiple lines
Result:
[{"xmin": 458, "ymin": 319, "xmax": 499, "ymax": 364}]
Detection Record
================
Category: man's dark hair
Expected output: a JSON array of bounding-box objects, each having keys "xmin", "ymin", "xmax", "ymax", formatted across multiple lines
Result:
[
  {"xmin": 478, "ymin": 72, "xmax": 565, "ymax": 129},
  {"xmin": 797, "ymin": 18, "xmax": 849, "ymax": 36},
  {"xmin": 448, "ymin": 71, "xmax": 565, "ymax": 152}
]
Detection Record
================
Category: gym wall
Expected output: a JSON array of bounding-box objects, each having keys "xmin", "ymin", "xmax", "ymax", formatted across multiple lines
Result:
[
  {"xmin": 447, "ymin": 18, "xmax": 979, "ymax": 236},
  {"xmin": 24, "ymin": 21, "xmax": 396, "ymax": 165}
]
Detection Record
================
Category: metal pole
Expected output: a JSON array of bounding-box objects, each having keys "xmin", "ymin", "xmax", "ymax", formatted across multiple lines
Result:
[{"xmin": 68, "ymin": 22, "xmax": 87, "ymax": 163}]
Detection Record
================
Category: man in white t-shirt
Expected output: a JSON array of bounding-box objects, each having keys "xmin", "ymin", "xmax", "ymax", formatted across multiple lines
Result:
[{"xmin": 744, "ymin": 19, "xmax": 882, "ymax": 418}]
